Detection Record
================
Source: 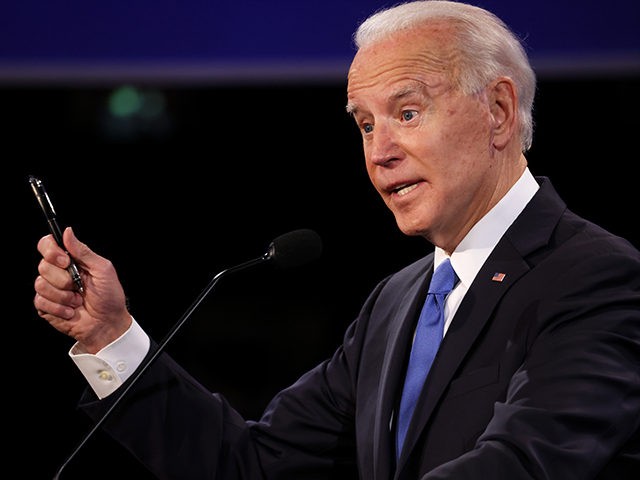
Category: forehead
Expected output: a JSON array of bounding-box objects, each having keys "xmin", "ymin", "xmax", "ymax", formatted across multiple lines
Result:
[{"xmin": 347, "ymin": 24, "xmax": 457, "ymax": 106}]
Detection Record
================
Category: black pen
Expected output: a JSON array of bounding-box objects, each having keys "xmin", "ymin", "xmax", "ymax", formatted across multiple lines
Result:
[{"xmin": 28, "ymin": 175, "xmax": 85, "ymax": 293}]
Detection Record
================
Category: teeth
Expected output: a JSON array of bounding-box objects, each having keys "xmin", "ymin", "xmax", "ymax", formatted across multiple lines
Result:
[{"xmin": 396, "ymin": 183, "xmax": 418, "ymax": 196}]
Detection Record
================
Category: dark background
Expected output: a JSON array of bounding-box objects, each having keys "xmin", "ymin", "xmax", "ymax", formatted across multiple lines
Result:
[
  {"xmin": 6, "ymin": 73, "xmax": 639, "ymax": 480},
  {"xmin": 3, "ymin": 0, "xmax": 639, "ymax": 478}
]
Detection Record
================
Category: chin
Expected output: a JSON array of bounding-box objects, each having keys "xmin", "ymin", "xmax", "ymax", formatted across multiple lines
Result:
[{"xmin": 396, "ymin": 221, "xmax": 428, "ymax": 239}]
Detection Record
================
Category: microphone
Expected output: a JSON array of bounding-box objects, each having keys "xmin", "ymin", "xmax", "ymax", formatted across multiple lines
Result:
[
  {"xmin": 268, "ymin": 228, "xmax": 323, "ymax": 269},
  {"xmin": 52, "ymin": 228, "xmax": 322, "ymax": 479}
]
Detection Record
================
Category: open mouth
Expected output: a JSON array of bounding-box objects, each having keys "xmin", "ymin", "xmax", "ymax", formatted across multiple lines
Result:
[{"xmin": 393, "ymin": 183, "xmax": 419, "ymax": 196}]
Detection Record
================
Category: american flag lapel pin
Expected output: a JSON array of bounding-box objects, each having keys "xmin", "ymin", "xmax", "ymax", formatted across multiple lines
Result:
[{"xmin": 491, "ymin": 272, "xmax": 506, "ymax": 282}]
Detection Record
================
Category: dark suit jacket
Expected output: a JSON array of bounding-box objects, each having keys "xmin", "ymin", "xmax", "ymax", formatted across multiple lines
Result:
[{"xmin": 82, "ymin": 177, "xmax": 640, "ymax": 479}]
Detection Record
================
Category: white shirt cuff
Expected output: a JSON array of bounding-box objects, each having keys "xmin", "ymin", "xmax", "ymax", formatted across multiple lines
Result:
[{"xmin": 69, "ymin": 317, "xmax": 150, "ymax": 400}]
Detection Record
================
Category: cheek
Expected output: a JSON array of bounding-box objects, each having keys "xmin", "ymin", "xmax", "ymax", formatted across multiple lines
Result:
[
  {"xmin": 436, "ymin": 110, "xmax": 493, "ymax": 166},
  {"xmin": 364, "ymin": 151, "xmax": 375, "ymax": 178}
]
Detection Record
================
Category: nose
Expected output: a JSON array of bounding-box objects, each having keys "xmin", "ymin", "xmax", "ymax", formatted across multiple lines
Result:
[{"xmin": 368, "ymin": 121, "xmax": 401, "ymax": 167}]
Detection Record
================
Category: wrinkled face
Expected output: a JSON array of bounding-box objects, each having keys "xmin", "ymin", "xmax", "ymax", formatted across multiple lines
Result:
[{"xmin": 347, "ymin": 25, "xmax": 505, "ymax": 251}]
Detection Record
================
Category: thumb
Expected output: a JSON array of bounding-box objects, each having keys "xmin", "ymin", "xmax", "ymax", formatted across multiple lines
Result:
[{"xmin": 62, "ymin": 226, "xmax": 97, "ymax": 268}]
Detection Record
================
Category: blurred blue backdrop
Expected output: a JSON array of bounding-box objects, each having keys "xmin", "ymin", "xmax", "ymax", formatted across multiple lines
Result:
[{"xmin": 1, "ymin": 0, "xmax": 638, "ymax": 83}]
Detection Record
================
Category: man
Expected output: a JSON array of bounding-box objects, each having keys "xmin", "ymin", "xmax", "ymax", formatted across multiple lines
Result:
[{"xmin": 34, "ymin": 1, "xmax": 640, "ymax": 478}]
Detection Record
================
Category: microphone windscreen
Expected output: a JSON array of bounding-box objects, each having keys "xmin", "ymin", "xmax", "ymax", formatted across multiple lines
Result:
[{"xmin": 269, "ymin": 229, "xmax": 323, "ymax": 269}]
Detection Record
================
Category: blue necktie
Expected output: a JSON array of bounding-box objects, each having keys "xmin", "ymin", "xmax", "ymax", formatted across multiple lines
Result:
[{"xmin": 396, "ymin": 258, "xmax": 458, "ymax": 458}]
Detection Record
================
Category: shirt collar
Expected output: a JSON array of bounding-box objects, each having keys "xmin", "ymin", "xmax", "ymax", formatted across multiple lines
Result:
[{"xmin": 435, "ymin": 167, "xmax": 539, "ymax": 287}]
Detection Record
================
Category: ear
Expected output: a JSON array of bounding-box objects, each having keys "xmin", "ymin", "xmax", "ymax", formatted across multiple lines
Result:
[{"xmin": 488, "ymin": 77, "xmax": 518, "ymax": 151}]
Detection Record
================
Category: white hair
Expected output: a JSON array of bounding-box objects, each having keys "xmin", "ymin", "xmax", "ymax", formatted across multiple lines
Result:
[{"xmin": 353, "ymin": 0, "xmax": 536, "ymax": 152}]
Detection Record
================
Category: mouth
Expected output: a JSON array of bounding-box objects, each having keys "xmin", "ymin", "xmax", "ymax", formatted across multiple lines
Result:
[{"xmin": 391, "ymin": 182, "xmax": 420, "ymax": 196}]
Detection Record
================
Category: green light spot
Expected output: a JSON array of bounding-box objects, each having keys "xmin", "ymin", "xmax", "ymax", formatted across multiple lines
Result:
[{"xmin": 108, "ymin": 86, "xmax": 142, "ymax": 118}]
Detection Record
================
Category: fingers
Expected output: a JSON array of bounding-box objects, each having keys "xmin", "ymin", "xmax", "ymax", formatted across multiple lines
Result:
[
  {"xmin": 34, "ymin": 276, "xmax": 83, "ymax": 319},
  {"xmin": 34, "ymin": 293, "xmax": 74, "ymax": 320},
  {"xmin": 37, "ymin": 251, "xmax": 77, "ymax": 292},
  {"xmin": 33, "ymin": 294, "xmax": 82, "ymax": 339},
  {"xmin": 34, "ymin": 273, "xmax": 85, "ymax": 339},
  {"xmin": 37, "ymin": 233, "xmax": 71, "ymax": 269}
]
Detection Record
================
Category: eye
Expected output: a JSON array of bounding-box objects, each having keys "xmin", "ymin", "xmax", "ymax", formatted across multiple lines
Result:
[
  {"xmin": 363, "ymin": 123, "xmax": 374, "ymax": 134},
  {"xmin": 402, "ymin": 110, "xmax": 418, "ymax": 122}
]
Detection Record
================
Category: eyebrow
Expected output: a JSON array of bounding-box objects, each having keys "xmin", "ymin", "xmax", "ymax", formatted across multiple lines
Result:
[
  {"xmin": 390, "ymin": 84, "xmax": 424, "ymax": 102},
  {"xmin": 345, "ymin": 102, "xmax": 358, "ymax": 116}
]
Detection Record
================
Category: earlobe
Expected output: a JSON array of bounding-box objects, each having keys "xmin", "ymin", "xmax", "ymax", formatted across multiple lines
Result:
[{"xmin": 489, "ymin": 78, "xmax": 517, "ymax": 150}]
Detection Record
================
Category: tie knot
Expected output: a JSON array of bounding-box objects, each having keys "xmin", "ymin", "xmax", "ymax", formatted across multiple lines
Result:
[{"xmin": 428, "ymin": 258, "xmax": 458, "ymax": 295}]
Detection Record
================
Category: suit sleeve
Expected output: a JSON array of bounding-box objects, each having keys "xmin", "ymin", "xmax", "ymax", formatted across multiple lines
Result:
[{"xmin": 77, "ymin": 278, "xmax": 390, "ymax": 480}]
